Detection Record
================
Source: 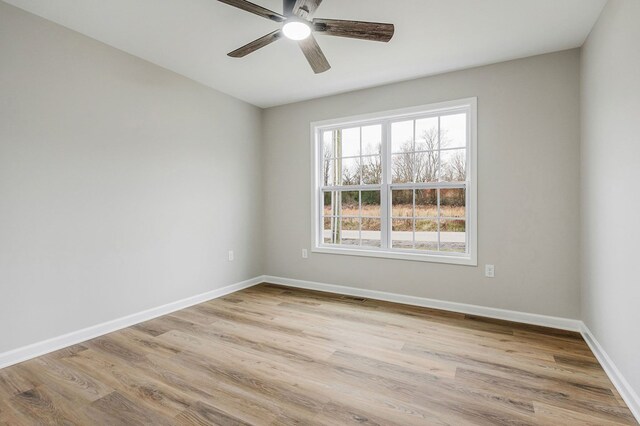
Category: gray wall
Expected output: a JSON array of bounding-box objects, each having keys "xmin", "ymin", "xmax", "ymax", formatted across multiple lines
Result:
[
  {"xmin": 581, "ymin": 0, "xmax": 640, "ymax": 399},
  {"xmin": 263, "ymin": 50, "xmax": 582, "ymax": 319},
  {"xmin": 0, "ymin": 2, "xmax": 263, "ymax": 353}
]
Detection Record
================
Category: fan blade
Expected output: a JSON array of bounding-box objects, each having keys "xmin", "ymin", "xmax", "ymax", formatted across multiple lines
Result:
[
  {"xmin": 313, "ymin": 18, "xmax": 395, "ymax": 42},
  {"xmin": 298, "ymin": 34, "xmax": 331, "ymax": 74},
  {"xmin": 292, "ymin": 0, "xmax": 323, "ymax": 18},
  {"xmin": 228, "ymin": 30, "xmax": 283, "ymax": 58},
  {"xmin": 217, "ymin": 0, "xmax": 285, "ymax": 22},
  {"xmin": 283, "ymin": 0, "xmax": 296, "ymax": 16}
]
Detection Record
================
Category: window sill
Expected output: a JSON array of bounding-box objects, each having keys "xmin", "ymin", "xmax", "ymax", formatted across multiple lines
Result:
[{"xmin": 312, "ymin": 246, "xmax": 477, "ymax": 266}]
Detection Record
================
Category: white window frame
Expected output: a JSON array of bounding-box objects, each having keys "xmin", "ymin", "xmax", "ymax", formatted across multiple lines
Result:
[{"xmin": 310, "ymin": 98, "xmax": 478, "ymax": 266}]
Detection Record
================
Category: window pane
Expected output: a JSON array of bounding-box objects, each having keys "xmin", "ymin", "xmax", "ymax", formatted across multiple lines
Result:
[
  {"xmin": 440, "ymin": 149, "xmax": 466, "ymax": 182},
  {"xmin": 323, "ymin": 217, "xmax": 338, "ymax": 244},
  {"xmin": 391, "ymin": 120, "xmax": 413, "ymax": 153},
  {"xmin": 323, "ymin": 131, "xmax": 334, "ymax": 159},
  {"xmin": 441, "ymin": 113, "xmax": 467, "ymax": 149},
  {"xmin": 362, "ymin": 125, "xmax": 382, "ymax": 156},
  {"xmin": 392, "ymin": 190, "xmax": 413, "ymax": 217},
  {"xmin": 361, "ymin": 155, "xmax": 382, "ymax": 185},
  {"xmin": 361, "ymin": 191, "xmax": 381, "ymax": 217},
  {"xmin": 340, "ymin": 127, "xmax": 360, "ymax": 158},
  {"xmin": 339, "ymin": 157, "xmax": 360, "ymax": 185},
  {"xmin": 415, "ymin": 150, "xmax": 439, "ymax": 183},
  {"xmin": 340, "ymin": 218, "xmax": 360, "ymax": 245},
  {"xmin": 415, "ymin": 219, "xmax": 439, "ymax": 251},
  {"xmin": 323, "ymin": 159, "xmax": 335, "ymax": 186},
  {"xmin": 392, "ymin": 153, "xmax": 415, "ymax": 183},
  {"xmin": 440, "ymin": 188, "xmax": 466, "ymax": 218},
  {"xmin": 323, "ymin": 191, "xmax": 337, "ymax": 216},
  {"xmin": 361, "ymin": 218, "xmax": 381, "ymax": 248},
  {"xmin": 415, "ymin": 189, "xmax": 437, "ymax": 218},
  {"xmin": 440, "ymin": 220, "xmax": 466, "ymax": 253},
  {"xmin": 340, "ymin": 191, "xmax": 360, "ymax": 216},
  {"xmin": 392, "ymin": 219, "xmax": 413, "ymax": 249},
  {"xmin": 415, "ymin": 117, "xmax": 438, "ymax": 151}
]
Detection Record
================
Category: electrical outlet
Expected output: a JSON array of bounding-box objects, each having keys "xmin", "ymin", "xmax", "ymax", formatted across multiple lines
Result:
[
  {"xmin": 228, "ymin": 250, "xmax": 234, "ymax": 262},
  {"xmin": 302, "ymin": 249, "xmax": 308, "ymax": 259},
  {"xmin": 485, "ymin": 264, "xmax": 495, "ymax": 278}
]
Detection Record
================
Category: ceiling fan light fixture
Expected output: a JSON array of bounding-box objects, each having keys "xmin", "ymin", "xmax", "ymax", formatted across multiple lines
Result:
[
  {"xmin": 220, "ymin": 0, "xmax": 395, "ymax": 73},
  {"xmin": 282, "ymin": 20, "xmax": 311, "ymax": 40}
]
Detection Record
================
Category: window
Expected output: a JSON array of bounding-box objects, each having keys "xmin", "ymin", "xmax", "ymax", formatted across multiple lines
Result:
[{"xmin": 311, "ymin": 98, "xmax": 477, "ymax": 265}]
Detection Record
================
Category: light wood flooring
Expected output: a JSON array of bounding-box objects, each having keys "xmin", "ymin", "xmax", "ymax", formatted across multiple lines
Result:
[{"xmin": 0, "ymin": 283, "xmax": 637, "ymax": 425}]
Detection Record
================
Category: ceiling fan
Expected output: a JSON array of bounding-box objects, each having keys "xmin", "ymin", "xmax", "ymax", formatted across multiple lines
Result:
[{"xmin": 217, "ymin": 0, "xmax": 395, "ymax": 74}]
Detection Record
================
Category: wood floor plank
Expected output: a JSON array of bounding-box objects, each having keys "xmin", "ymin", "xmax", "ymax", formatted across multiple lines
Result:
[
  {"xmin": 403, "ymin": 339, "xmax": 619, "ymax": 392},
  {"xmin": 16, "ymin": 356, "xmax": 113, "ymax": 404},
  {"xmin": 161, "ymin": 331, "xmax": 456, "ymax": 425},
  {"xmin": 9, "ymin": 386, "xmax": 94, "ymax": 425},
  {"xmin": 146, "ymin": 352, "xmax": 321, "ymax": 425},
  {"xmin": 326, "ymin": 350, "xmax": 536, "ymax": 416},
  {"xmin": 63, "ymin": 349, "xmax": 193, "ymax": 419},
  {"xmin": 84, "ymin": 390, "xmax": 174, "ymax": 425},
  {"xmin": 532, "ymin": 401, "xmax": 630, "ymax": 426},
  {"xmin": 216, "ymin": 297, "xmax": 411, "ymax": 354},
  {"xmin": 174, "ymin": 400, "xmax": 254, "ymax": 426},
  {"xmin": 0, "ymin": 283, "xmax": 636, "ymax": 425},
  {"xmin": 0, "ymin": 367, "xmax": 37, "ymax": 398},
  {"xmin": 455, "ymin": 367, "xmax": 636, "ymax": 424}
]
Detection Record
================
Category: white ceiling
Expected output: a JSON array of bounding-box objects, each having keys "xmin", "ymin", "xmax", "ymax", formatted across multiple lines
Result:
[{"xmin": 5, "ymin": 0, "xmax": 607, "ymax": 107}]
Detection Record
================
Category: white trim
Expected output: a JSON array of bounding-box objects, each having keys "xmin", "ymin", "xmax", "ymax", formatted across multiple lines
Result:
[
  {"xmin": 263, "ymin": 275, "xmax": 582, "ymax": 331},
  {"xmin": 467, "ymin": 98, "xmax": 478, "ymax": 265},
  {"xmin": 310, "ymin": 99, "xmax": 475, "ymax": 129},
  {"xmin": 310, "ymin": 97, "xmax": 478, "ymax": 266},
  {"xmin": 0, "ymin": 276, "xmax": 264, "ymax": 370},
  {"xmin": 311, "ymin": 246, "xmax": 476, "ymax": 266},
  {"xmin": 580, "ymin": 325, "xmax": 640, "ymax": 422}
]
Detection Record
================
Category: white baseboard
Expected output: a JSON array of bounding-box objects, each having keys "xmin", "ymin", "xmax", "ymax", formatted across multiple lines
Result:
[
  {"xmin": 0, "ymin": 276, "xmax": 263, "ymax": 370},
  {"xmin": 581, "ymin": 325, "xmax": 640, "ymax": 422},
  {"xmin": 263, "ymin": 275, "xmax": 583, "ymax": 332}
]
